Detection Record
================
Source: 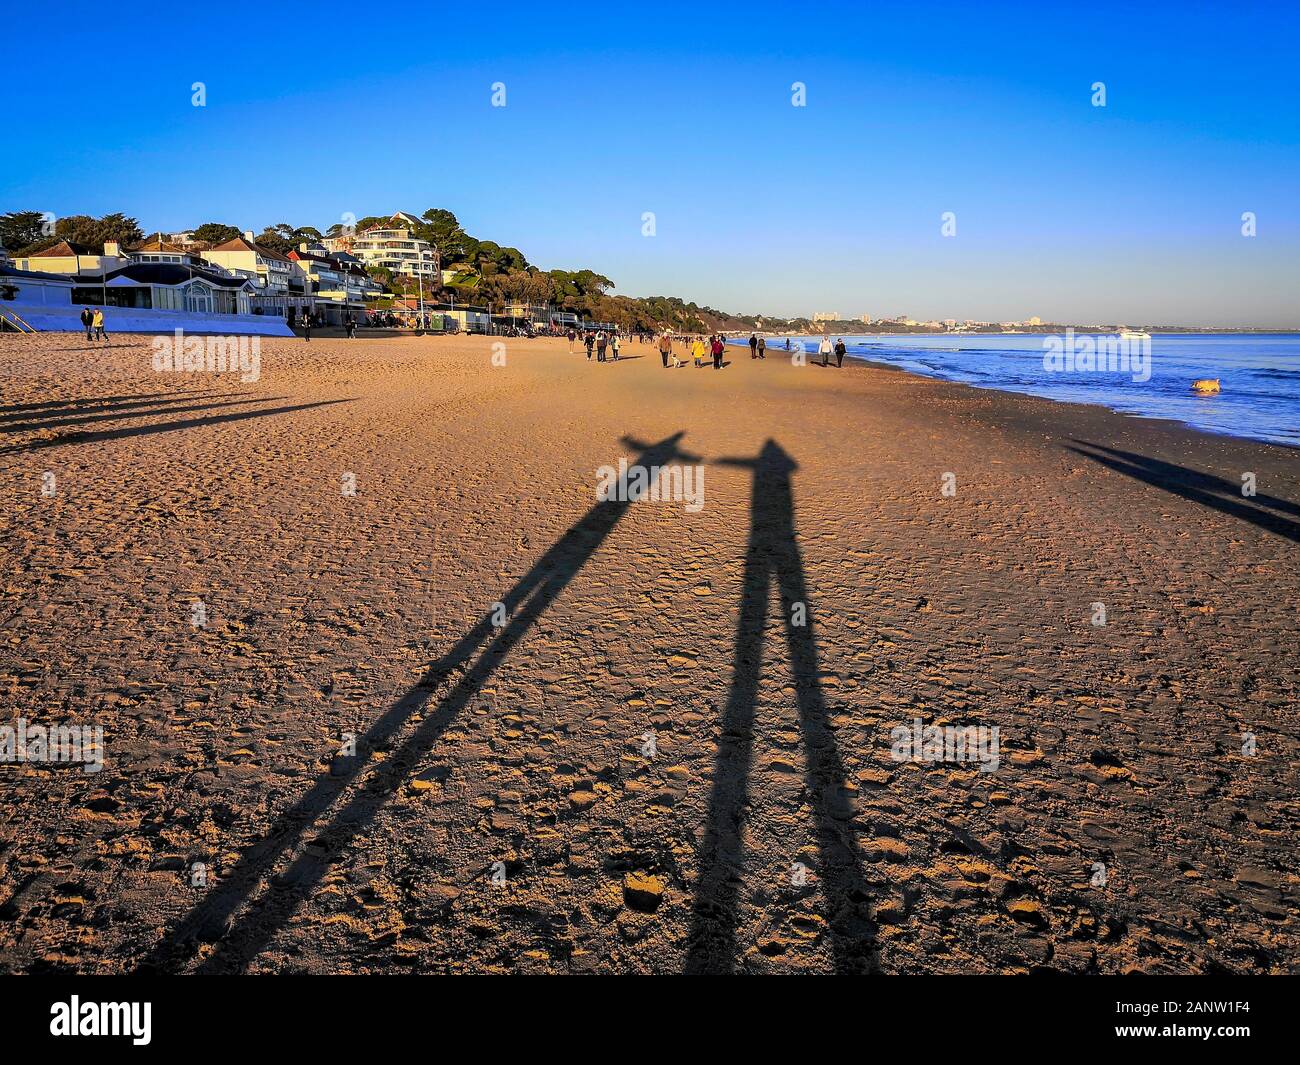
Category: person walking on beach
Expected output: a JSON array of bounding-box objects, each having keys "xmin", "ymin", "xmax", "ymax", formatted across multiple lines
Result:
[
  {"xmin": 749, "ymin": 333, "xmax": 758, "ymax": 359},
  {"xmin": 711, "ymin": 334, "xmax": 725, "ymax": 370},
  {"xmin": 596, "ymin": 331, "xmax": 608, "ymax": 362},
  {"xmin": 567, "ymin": 328, "xmax": 576, "ymax": 354},
  {"xmin": 658, "ymin": 331, "xmax": 672, "ymax": 368},
  {"xmin": 92, "ymin": 308, "xmax": 106, "ymax": 342},
  {"xmin": 691, "ymin": 336, "xmax": 707, "ymax": 367},
  {"xmin": 756, "ymin": 336, "xmax": 766, "ymax": 359},
  {"xmin": 303, "ymin": 314, "xmax": 312, "ymax": 342},
  {"xmin": 818, "ymin": 335, "xmax": 832, "ymax": 366},
  {"xmin": 345, "ymin": 313, "xmax": 356, "ymax": 339},
  {"xmin": 834, "ymin": 337, "xmax": 847, "ymax": 367},
  {"xmin": 611, "ymin": 333, "xmax": 621, "ymax": 361},
  {"xmin": 584, "ymin": 332, "xmax": 594, "ymax": 360},
  {"xmin": 80, "ymin": 306, "xmax": 94, "ymax": 341}
]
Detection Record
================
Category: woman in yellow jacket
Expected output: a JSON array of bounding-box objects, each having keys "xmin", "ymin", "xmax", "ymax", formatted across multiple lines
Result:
[
  {"xmin": 691, "ymin": 336, "xmax": 707, "ymax": 367},
  {"xmin": 91, "ymin": 308, "xmax": 106, "ymax": 341}
]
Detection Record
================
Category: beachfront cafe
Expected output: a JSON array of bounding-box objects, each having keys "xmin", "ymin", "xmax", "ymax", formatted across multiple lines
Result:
[
  {"xmin": 0, "ymin": 261, "xmax": 288, "ymax": 335},
  {"xmin": 69, "ymin": 262, "xmax": 257, "ymax": 314}
]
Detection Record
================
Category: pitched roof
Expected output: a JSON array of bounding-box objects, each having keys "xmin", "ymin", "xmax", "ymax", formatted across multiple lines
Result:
[
  {"xmin": 130, "ymin": 236, "xmax": 193, "ymax": 254},
  {"xmin": 288, "ymin": 250, "xmax": 335, "ymax": 266},
  {"xmin": 28, "ymin": 240, "xmax": 96, "ymax": 257},
  {"xmin": 362, "ymin": 211, "xmax": 424, "ymax": 235},
  {"xmin": 207, "ymin": 236, "xmax": 293, "ymax": 263}
]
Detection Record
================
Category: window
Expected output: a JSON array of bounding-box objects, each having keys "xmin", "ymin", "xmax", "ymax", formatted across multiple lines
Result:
[
  {"xmin": 185, "ymin": 282, "xmax": 214, "ymax": 313},
  {"xmin": 156, "ymin": 287, "xmax": 183, "ymax": 310}
]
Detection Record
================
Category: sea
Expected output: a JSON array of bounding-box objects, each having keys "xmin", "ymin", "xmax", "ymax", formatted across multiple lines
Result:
[{"xmin": 738, "ymin": 333, "xmax": 1300, "ymax": 448}]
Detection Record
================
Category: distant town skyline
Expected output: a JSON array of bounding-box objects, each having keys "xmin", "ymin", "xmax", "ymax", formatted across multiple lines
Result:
[{"xmin": 4, "ymin": 1, "xmax": 1298, "ymax": 326}]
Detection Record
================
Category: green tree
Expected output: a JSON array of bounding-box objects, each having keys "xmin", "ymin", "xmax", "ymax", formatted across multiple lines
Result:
[
  {"xmin": 263, "ymin": 223, "xmax": 321, "ymax": 248},
  {"xmin": 366, "ymin": 266, "xmax": 394, "ymax": 291},
  {"xmin": 416, "ymin": 208, "xmax": 469, "ymax": 262},
  {"xmin": 60, "ymin": 213, "xmax": 144, "ymax": 248},
  {"xmin": 253, "ymin": 228, "xmax": 293, "ymax": 253},
  {"xmin": 192, "ymin": 222, "xmax": 241, "ymax": 245},
  {"xmin": 17, "ymin": 212, "xmax": 145, "ymax": 253},
  {"xmin": 0, "ymin": 210, "xmax": 52, "ymax": 255}
]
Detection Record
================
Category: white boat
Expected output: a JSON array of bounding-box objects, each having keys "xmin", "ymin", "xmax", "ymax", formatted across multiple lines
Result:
[{"xmin": 1118, "ymin": 329, "xmax": 1151, "ymax": 340}]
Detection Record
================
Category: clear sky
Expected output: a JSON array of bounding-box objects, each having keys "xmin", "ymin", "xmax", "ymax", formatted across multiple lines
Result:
[{"xmin": 4, "ymin": 0, "xmax": 1298, "ymax": 325}]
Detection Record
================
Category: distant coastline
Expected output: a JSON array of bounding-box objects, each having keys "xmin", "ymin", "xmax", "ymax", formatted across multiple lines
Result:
[
  {"xmin": 745, "ymin": 327, "xmax": 1300, "ymax": 338},
  {"xmin": 733, "ymin": 332, "xmax": 1300, "ymax": 448}
]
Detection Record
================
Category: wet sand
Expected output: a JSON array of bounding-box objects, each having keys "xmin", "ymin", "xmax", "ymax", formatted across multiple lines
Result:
[{"xmin": 0, "ymin": 330, "xmax": 1296, "ymax": 974}]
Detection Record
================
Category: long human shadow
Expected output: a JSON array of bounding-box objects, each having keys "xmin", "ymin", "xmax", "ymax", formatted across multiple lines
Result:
[
  {"xmin": 0, "ymin": 392, "xmax": 190, "ymax": 417},
  {"xmin": 2, "ymin": 394, "xmax": 269, "ymax": 435},
  {"xmin": 685, "ymin": 439, "xmax": 875, "ymax": 974},
  {"xmin": 141, "ymin": 431, "xmax": 699, "ymax": 973},
  {"xmin": 1067, "ymin": 440, "xmax": 1300, "ymax": 544},
  {"xmin": 2, "ymin": 399, "xmax": 352, "ymax": 454}
]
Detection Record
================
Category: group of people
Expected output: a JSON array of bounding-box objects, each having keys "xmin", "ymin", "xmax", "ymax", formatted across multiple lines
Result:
[
  {"xmin": 78, "ymin": 306, "xmax": 108, "ymax": 342},
  {"xmin": 774, "ymin": 335, "xmax": 849, "ymax": 366},
  {"xmin": 565, "ymin": 327, "xmax": 851, "ymax": 371},
  {"xmin": 650, "ymin": 332, "xmax": 733, "ymax": 371},
  {"xmin": 817, "ymin": 336, "xmax": 849, "ymax": 367},
  {"xmin": 570, "ymin": 328, "xmax": 624, "ymax": 362},
  {"xmin": 299, "ymin": 312, "xmax": 359, "ymax": 342},
  {"xmin": 654, "ymin": 332, "xmax": 730, "ymax": 369}
]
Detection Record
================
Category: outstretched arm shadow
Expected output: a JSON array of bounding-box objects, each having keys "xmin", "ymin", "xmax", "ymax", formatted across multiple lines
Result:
[{"xmin": 143, "ymin": 431, "xmax": 698, "ymax": 973}]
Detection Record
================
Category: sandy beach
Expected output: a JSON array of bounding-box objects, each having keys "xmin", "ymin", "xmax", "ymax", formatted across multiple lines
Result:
[{"xmin": 0, "ymin": 330, "xmax": 1296, "ymax": 974}]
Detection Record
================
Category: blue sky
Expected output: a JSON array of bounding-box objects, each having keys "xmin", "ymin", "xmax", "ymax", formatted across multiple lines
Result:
[{"xmin": 3, "ymin": 0, "xmax": 1298, "ymax": 325}]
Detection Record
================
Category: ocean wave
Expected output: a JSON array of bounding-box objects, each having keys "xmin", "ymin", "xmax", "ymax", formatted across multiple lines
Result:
[{"xmin": 840, "ymin": 335, "xmax": 1300, "ymax": 446}]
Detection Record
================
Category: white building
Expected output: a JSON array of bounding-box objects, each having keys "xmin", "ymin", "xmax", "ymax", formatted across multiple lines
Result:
[
  {"xmin": 0, "ymin": 262, "xmax": 288, "ymax": 336},
  {"xmin": 288, "ymin": 245, "xmax": 383, "ymax": 324},
  {"xmin": 351, "ymin": 214, "xmax": 439, "ymax": 280},
  {"xmin": 129, "ymin": 236, "xmax": 211, "ymax": 269},
  {"xmin": 202, "ymin": 234, "xmax": 311, "ymax": 319}
]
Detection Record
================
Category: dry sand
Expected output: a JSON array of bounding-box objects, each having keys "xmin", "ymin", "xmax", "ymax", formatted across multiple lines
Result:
[{"xmin": 0, "ymin": 330, "xmax": 1296, "ymax": 974}]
